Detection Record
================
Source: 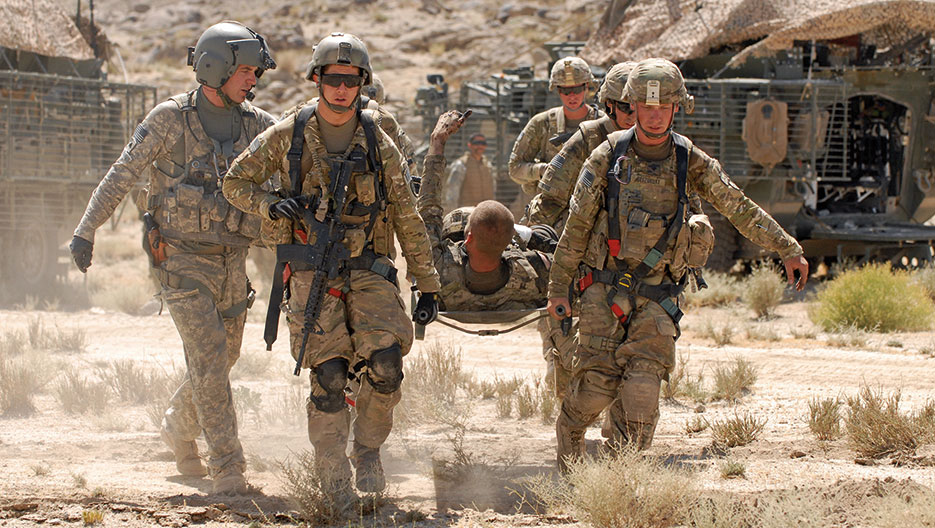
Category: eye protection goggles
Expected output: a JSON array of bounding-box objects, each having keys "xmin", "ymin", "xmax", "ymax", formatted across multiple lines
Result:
[
  {"xmin": 320, "ymin": 74, "xmax": 364, "ymax": 88},
  {"xmin": 557, "ymin": 84, "xmax": 586, "ymax": 96},
  {"xmin": 612, "ymin": 100, "xmax": 634, "ymax": 114}
]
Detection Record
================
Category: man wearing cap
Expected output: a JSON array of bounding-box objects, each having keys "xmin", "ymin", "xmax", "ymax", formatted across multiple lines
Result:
[
  {"xmin": 508, "ymin": 57, "xmax": 604, "ymax": 217},
  {"xmin": 444, "ymin": 133, "xmax": 495, "ymax": 211},
  {"xmin": 547, "ymin": 58, "xmax": 809, "ymax": 471},
  {"xmin": 68, "ymin": 21, "xmax": 278, "ymax": 494},
  {"xmin": 223, "ymin": 33, "xmax": 440, "ymax": 503}
]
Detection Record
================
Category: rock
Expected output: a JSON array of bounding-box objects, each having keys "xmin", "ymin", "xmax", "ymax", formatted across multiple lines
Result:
[
  {"xmin": 790, "ymin": 450, "xmax": 807, "ymax": 459},
  {"xmin": 132, "ymin": 4, "xmax": 151, "ymax": 13},
  {"xmin": 695, "ymin": 404, "xmax": 706, "ymax": 413},
  {"xmin": 854, "ymin": 457, "xmax": 876, "ymax": 466},
  {"xmin": 9, "ymin": 503, "xmax": 38, "ymax": 512}
]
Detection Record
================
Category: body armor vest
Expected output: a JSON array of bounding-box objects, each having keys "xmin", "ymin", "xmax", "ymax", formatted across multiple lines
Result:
[
  {"xmin": 148, "ymin": 91, "xmax": 263, "ymax": 247},
  {"xmin": 437, "ymin": 244, "xmax": 545, "ymax": 312}
]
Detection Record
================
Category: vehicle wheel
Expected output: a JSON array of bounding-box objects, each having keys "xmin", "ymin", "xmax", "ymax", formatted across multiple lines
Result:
[
  {"xmin": 705, "ymin": 210, "xmax": 740, "ymax": 273},
  {"xmin": 3, "ymin": 227, "xmax": 61, "ymax": 300}
]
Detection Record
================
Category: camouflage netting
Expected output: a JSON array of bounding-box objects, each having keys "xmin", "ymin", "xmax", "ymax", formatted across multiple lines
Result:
[
  {"xmin": 583, "ymin": 0, "xmax": 935, "ymax": 67},
  {"xmin": 0, "ymin": 0, "xmax": 95, "ymax": 60}
]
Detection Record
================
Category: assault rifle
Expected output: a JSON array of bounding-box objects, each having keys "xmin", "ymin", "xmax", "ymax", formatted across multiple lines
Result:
[{"xmin": 280, "ymin": 149, "xmax": 361, "ymax": 375}]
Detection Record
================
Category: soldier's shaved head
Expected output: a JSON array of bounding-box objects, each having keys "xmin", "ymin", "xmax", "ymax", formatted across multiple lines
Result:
[{"xmin": 466, "ymin": 200, "xmax": 515, "ymax": 258}]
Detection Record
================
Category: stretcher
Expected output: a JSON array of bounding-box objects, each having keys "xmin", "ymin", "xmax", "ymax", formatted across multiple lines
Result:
[{"xmin": 414, "ymin": 307, "xmax": 550, "ymax": 340}]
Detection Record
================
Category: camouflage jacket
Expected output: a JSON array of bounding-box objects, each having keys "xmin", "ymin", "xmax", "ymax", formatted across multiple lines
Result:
[
  {"xmin": 508, "ymin": 104, "xmax": 604, "ymax": 194},
  {"xmin": 222, "ymin": 104, "xmax": 441, "ymax": 293},
  {"xmin": 283, "ymin": 98, "xmax": 416, "ymax": 178},
  {"xmin": 527, "ymin": 115, "xmax": 619, "ymax": 230},
  {"xmin": 420, "ymin": 154, "xmax": 549, "ymax": 311},
  {"xmin": 74, "ymin": 88, "xmax": 276, "ymax": 246},
  {"xmin": 444, "ymin": 152, "xmax": 495, "ymax": 210},
  {"xmin": 548, "ymin": 131, "xmax": 803, "ymax": 298}
]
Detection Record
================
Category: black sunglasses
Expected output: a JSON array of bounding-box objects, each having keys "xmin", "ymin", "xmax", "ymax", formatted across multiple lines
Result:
[
  {"xmin": 613, "ymin": 100, "xmax": 634, "ymax": 114},
  {"xmin": 469, "ymin": 140, "xmax": 487, "ymax": 146},
  {"xmin": 321, "ymin": 74, "xmax": 364, "ymax": 88},
  {"xmin": 557, "ymin": 84, "xmax": 586, "ymax": 95}
]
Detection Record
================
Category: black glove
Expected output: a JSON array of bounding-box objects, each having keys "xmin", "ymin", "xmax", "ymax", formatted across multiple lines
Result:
[
  {"xmin": 529, "ymin": 224, "xmax": 559, "ymax": 253},
  {"xmin": 69, "ymin": 235, "xmax": 93, "ymax": 273},
  {"xmin": 412, "ymin": 292, "xmax": 439, "ymax": 326},
  {"xmin": 268, "ymin": 196, "xmax": 307, "ymax": 221}
]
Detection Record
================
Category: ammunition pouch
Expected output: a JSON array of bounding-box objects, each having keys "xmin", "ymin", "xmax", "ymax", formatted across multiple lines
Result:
[{"xmin": 672, "ymin": 214, "xmax": 715, "ymax": 276}]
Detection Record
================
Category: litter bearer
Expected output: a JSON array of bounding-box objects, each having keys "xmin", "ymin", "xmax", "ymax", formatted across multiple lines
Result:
[{"xmin": 547, "ymin": 58, "xmax": 809, "ymax": 471}]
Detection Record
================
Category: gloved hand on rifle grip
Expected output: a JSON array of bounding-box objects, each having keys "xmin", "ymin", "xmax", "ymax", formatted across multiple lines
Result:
[
  {"xmin": 413, "ymin": 292, "xmax": 439, "ymax": 326},
  {"xmin": 269, "ymin": 196, "xmax": 308, "ymax": 221},
  {"xmin": 69, "ymin": 235, "xmax": 93, "ymax": 273}
]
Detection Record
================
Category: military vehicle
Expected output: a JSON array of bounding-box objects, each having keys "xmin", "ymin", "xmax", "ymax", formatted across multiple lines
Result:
[
  {"xmin": 0, "ymin": 0, "xmax": 156, "ymax": 299},
  {"xmin": 418, "ymin": 0, "xmax": 935, "ymax": 271}
]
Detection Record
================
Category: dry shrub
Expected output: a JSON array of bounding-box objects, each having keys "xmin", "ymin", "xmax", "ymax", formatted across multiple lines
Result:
[
  {"xmin": 230, "ymin": 348, "xmax": 274, "ymax": 380},
  {"xmin": 94, "ymin": 236, "xmax": 141, "ymax": 262},
  {"xmin": 866, "ymin": 487, "xmax": 935, "ymax": 527},
  {"xmin": 744, "ymin": 323, "xmax": 781, "ymax": 342},
  {"xmin": 54, "ymin": 369, "xmax": 110, "ymax": 414},
  {"xmin": 144, "ymin": 365, "xmax": 188, "ymax": 428},
  {"xmin": 663, "ymin": 353, "xmax": 708, "ymax": 403},
  {"xmin": 92, "ymin": 412, "xmax": 130, "ymax": 432},
  {"xmin": 710, "ymin": 411, "xmax": 766, "ymax": 449},
  {"xmin": 89, "ymin": 278, "xmax": 153, "ymax": 315},
  {"xmin": 698, "ymin": 318, "xmax": 735, "ymax": 347},
  {"xmin": 0, "ymin": 330, "xmax": 27, "ymax": 358},
  {"xmin": 810, "ymin": 262, "xmax": 935, "ymax": 332},
  {"xmin": 233, "ymin": 386, "xmax": 263, "ymax": 427},
  {"xmin": 685, "ymin": 416, "xmax": 708, "ymax": 435},
  {"xmin": 539, "ymin": 382, "xmax": 557, "ymax": 424},
  {"xmin": 911, "ymin": 265, "xmax": 935, "ymax": 303},
  {"xmin": 824, "ymin": 324, "xmax": 870, "ymax": 349},
  {"xmin": 808, "ymin": 396, "xmax": 843, "ymax": 441},
  {"xmin": 526, "ymin": 446, "xmax": 695, "ymax": 528},
  {"xmin": 845, "ymin": 387, "xmax": 929, "ymax": 458},
  {"xmin": 98, "ymin": 360, "xmax": 166, "ymax": 404},
  {"xmin": 264, "ymin": 383, "xmax": 307, "ymax": 427},
  {"xmin": 516, "ymin": 383, "xmax": 539, "ymax": 420},
  {"xmin": 278, "ymin": 450, "xmax": 358, "ymax": 524},
  {"xmin": 26, "ymin": 318, "xmax": 87, "ymax": 353},
  {"xmin": 405, "ymin": 340, "xmax": 463, "ymax": 405},
  {"xmin": 0, "ymin": 356, "xmax": 45, "ymax": 416},
  {"xmin": 493, "ymin": 375, "xmax": 523, "ymax": 419},
  {"xmin": 742, "ymin": 261, "xmax": 785, "ymax": 319},
  {"xmin": 496, "ymin": 392, "xmax": 513, "ymax": 419},
  {"xmin": 81, "ymin": 508, "xmax": 104, "ymax": 525},
  {"xmin": 719, "ymin": 459, "xmax": 746, "ymax": 479},
  {"xmin": 711, "ymin": 357, "xmax": 757, "ymax": 401},
  {"xmin": 790, "ymin": 325, "xmax": 817, "ymax": 340},
  {"xmin": 683, "ymin": 271, "xmax": 742, "ymax": 307}
]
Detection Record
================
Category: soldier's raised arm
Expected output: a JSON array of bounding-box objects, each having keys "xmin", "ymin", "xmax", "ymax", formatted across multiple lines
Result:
[{"xmin": 417, "ymin": 110, "xmax": 468, "ymax": 252}]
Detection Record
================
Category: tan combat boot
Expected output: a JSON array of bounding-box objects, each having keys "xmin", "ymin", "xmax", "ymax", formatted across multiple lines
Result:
[
  {"xmin": 556, "ymin": 418, "xmax": 586, "ymax": 474},
  {"xmin": 212, "ymin": 470, "xmax": 248, "ymax": 495},
  {"xmin": 160, "ymin": 427, "xmax": 207, "ymax": 477},
  {"xmin": 350, "ymin": 441, "xmax": 385, "ymax": 493}
]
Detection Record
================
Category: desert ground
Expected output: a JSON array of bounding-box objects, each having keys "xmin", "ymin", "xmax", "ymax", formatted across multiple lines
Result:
[{"xmin": 1, "ymin": 214, "xmax": 934, "ymax": 527}]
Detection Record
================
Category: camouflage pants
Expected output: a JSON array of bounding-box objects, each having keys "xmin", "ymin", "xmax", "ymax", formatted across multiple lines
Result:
[
  {"xmin": 285, "ymin": 261, "xmax": 412, "ymax": 482},
  {"xmin": 556, "ymin": 279, "xmax": 677, "ymax": 468},
  {"xmin": 538, "ymin": 316, "xmax": 578, "ymax": 400},
  {"xmin": 160, "ymin": 248, "xmax": 248, "ymax": 477}
]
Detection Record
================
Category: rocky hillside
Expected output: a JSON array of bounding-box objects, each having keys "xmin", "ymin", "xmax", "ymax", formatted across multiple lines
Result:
[{"xmin": 67, "ymin": 0, "xmax": 607, "ymax": 142}]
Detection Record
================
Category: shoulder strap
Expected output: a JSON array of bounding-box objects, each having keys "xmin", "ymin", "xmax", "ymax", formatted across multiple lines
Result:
[
  {"xmin": 605, "ymin": 128, "xmax": 636, "ymax": 258},
  {"xmin": 629, "ymin": 133, "xmax": 690, "ymax": 279},
  {"xmin": 288, "ymin": 103, "xmax": 317, "ymax": 197}
]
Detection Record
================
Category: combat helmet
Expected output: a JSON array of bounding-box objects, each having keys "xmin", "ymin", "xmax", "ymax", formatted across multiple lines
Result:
[
  {"xmin": 623, "ymin": 58, "xmax": 694, "ymax": 114},
  {"xmin": 442, "ymin": 207, "xmax": 475, "ymax": 242},
  {"xmin": 597, "ymin": 61, "xmax": 637, "ymax": 105},
  {"xmin": 188, "ymin": 21, "xmax": 276, "ymax": 90},
  {"xmin": 364, "ymin": 73, "xmax": 385, "ymax": 105},
  {"xmin": 548, "ymin": 57, "xmax": 596, "ymax": 91}
]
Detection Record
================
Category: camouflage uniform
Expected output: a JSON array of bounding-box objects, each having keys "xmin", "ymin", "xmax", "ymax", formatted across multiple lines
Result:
[
  {"xmin": 549, "ymin": 59, "xmax": 802, "ymax": 468},
  {"xmin": 443, "ymin": 151, "xmax": 495, "ymax": 211},
  {"xmin": 222, "ymin": 104, "xmax": 440, "ymax": 491},
  {"xmin": 508, "ymin": 104, "xmax": 604, "ymax": 206},
  {"xmin": 526, "ymin": 115, "xmax": 619, "ymax": 232},
  {"xmin": 73, "ymin": 88, "xmax": 277, "ymax": 479},
  {"xmin": 420, "ymin": 152, "xmax": 576, "ymax": 397}
]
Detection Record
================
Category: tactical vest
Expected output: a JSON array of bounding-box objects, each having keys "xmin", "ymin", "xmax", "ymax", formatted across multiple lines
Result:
[
  {"xmin": 437, "ymin": 244, "xmax": 545, "ymax": 312},
  {"xmin": 147, "ymin": 91, "xmax": 262, "ymax": 247}
]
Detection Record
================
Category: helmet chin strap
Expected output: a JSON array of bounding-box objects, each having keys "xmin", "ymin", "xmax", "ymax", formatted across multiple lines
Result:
[
  {"xmin": 215, "ymin": 87, "xmax": 238, "ymax": 109},
  {"xmin": 318, "ymin": 82, "xmax": 359, "ymax": 114}
]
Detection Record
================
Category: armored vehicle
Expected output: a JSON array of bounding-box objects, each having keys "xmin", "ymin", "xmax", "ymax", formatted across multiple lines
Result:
[
  {"xmin": 419, "ymin": 0, "xmax": 935, "ymax": 270},
  {"xmin": 0, "ymin": 0, "xmax": 156, "ymax": 299}
]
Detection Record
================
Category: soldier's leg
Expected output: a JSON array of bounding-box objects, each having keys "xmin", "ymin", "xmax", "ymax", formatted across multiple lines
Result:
[
  {"xmin": 606, "ymin": 299, "xmax": 676, "ymax": 450},
  {"xmin": 162, "ymin": 275, "xmax": 245, "ymax": 483},
  {"xmin": 556, "ymin": 282, "xmax": 625, "ymax": 471},
  {"xmin": 346, "ymin": 268, "xmax": 413, "ymax": 493},
  {"xmin": 286, "ymin": 271, "xmax": 356, "ymax": 502}
]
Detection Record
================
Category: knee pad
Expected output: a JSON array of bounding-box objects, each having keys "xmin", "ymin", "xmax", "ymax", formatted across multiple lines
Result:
[
  {"xmin": 619, "ymin": 363, "xmax": 663, "ymax": 425},
  {"xmin": 310, "ymin": 357, "xmax": 349, "ymax": 413},
  {"xmin": 365, "ymin": 343, "xmax": 403, "ymax": 394}
]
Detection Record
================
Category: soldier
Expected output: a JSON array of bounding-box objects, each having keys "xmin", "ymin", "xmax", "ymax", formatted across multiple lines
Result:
[
  {"xmin": 421, "ymin": 111, "xmax": 559, "ymax": 310},
  {"xmin": 508, "ymin": 56, "xmax": 603, "ymax": 217},
  {"xmin": 526, "ymin": 61, "xmax": 638, "ymax": 232},
  {"xmin": 547, "ymin": 58, "xmax": 809, "ymax": 471},
  {"xmin": 221, "ymin": 33, "xmax": 440, "ymax": 502},
  {"xmin": 444, "ymin": 133, "xmax": 495, "ymax": 211},
  {"xmin": 68, "ymin": 21, "xmax": 278, "ymax": 494}
]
